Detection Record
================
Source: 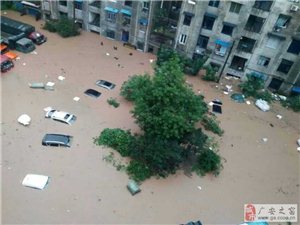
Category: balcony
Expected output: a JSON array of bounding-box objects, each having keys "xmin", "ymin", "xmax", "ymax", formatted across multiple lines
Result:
[
  {"xmin": 43, "ymin": 1, "xmax": 50, "ymax": 11},
  {"xmin": 89, "ymin": 0, "xmax": 101, "ymax": 13},
  {"xmin": 58, "ymin": 5, "xmax": 68, "ymax": 13}
]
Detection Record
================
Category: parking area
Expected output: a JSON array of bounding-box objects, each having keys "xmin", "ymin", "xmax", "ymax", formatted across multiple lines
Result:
[{"xmin": 1, "ymin": 11, "xmax": 299, "ymax": 225}]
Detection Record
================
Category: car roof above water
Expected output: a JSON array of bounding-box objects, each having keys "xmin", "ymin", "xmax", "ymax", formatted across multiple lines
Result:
[{"xmin": 43, "ymin": 134, "xmax": 71, "ymax": 143}]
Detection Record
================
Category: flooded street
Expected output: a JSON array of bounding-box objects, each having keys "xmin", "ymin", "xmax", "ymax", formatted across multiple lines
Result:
[{"xmin": 1, "ymin": 11, "xmax": 299, "ymax": 225}]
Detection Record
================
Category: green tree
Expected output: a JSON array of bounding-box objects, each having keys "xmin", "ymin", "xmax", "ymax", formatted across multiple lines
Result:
[
  {"xmin": 133, "ymin": 56, "xmax": 208, "ymax": 139},
  {"xmin": 120, "ymin": 74, "xmax": 152, "ymax": 102},
  {"xmin": 130, "ymin": 135, "xmax": 184, "ymax": 177},
  {"xmin": 193, "ymin": 149, "xmax": 222, "ymax": 176},
  {"xmin": 240, "ymin": 74, "xmax": 264, "ymax": 98},
  {"xmin": 95, "ymin": 128, "xmax": 134, "ymax": 157}
]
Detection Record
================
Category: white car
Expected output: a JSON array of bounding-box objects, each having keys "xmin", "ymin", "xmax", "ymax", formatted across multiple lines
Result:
[
  {"xmin": 45, "ymin": 109, "xmax": 76, "ymax": 125},
  {"xmin": 22, "ymin": 174, "xmax": 50, "ymax": 190}
]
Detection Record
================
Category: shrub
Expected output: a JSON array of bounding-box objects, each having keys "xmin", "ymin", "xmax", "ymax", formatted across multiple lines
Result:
[
  {"xmin": 107, "ymin": 98, "xmax": 120, "ymax": 108},
  {"xmin": 43, "ymin": 18, "xmax": 80, "ymax": 37},
  {"xmin": 192, "ymin": 149, "xmax": 222, "ymax": 176},
  {"xmin": 56, "ymin": 18, "xmax": 80, "ymax": 37},
  {"xmin": 256, "ymin": 90, "xmax": 273, "ymax": 103},
  {"xmin": 240, "ymin": 74, "xmax": 264, "ymax": 98},
  {"xmin": 202, "ymin": 65, "xmax": 218, "ymax": 82},
  {"xmin": 201, "ymin": 115, "xmax": 224, "ymax": 136},
  {"xmin": 120, "ymin": 74, "xmax": 151, "ymax": 102},
  {"xmin": 127, "ymin": 160, "xmax": 153, "ymax": 182},
  {"xmin": 95, "ymin": 128, "xmax": 134, "ymax": 157},
  {"xmin": 282, "ymin": 95, "xmax": 300, "ymax": 112},
  {"xmin": 43, "ymin": 20, "xmax": 57, "ymax": 32}
]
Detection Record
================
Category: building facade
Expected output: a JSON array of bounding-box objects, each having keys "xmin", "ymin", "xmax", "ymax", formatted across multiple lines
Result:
[{"xmin": 40, "ymin": 0, "xmax": 300, "ymax": 94}]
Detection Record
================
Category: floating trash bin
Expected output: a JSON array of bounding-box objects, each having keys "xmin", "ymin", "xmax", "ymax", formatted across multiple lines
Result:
[{"xmin": 127, "ymin": 180, "xmax": 141, "ymax": 195}]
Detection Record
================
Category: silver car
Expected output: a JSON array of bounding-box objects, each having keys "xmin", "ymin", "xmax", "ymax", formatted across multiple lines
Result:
[
  {"xmin": 45, "ymin": 109, "xmax": 76, "ymax": 125},
  {"xmin": 96, "ymin": 80, "xmax": 116, "ymax": 90},
  {"xmin": 42, "ymin": 134, "xmax": 73, "ymax": 147}
]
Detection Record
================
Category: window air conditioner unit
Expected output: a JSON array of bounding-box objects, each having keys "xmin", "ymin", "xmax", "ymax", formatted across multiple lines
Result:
[{"xmin": 290, "ymin": 5, "xmax": 299, "ymax": 11}]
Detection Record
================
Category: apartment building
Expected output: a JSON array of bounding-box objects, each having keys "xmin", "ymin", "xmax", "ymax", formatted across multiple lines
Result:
[{"xmin": 38, "ymin": 0, "xmax": 300, "ymax": 94}]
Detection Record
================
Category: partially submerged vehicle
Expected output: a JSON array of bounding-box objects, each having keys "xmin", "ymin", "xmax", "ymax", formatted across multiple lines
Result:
[
  {"xmin": 45, "ymin": 109, "xmax": 77, "ymax": 125},
  {"xmin": 15, "ymin": 38, "xmax": 35, "ymax": 53},
  {"xmin": 22, "ymin": 174, "xmax": 50, "ymax": 190},
  {"xmin": 42, "ymin": 134, "xmax": 73, "ymax": 147},
  {"xmin": 0, "ymin": 43, "xmax": 18, "ymax": 60},
  {"xmin": 1, "ymin": 54, "xmax": 14, "ymax": 72},
  {"xmin": 96, "ymin": 80, "xmax": 116, "ymax": 90},
  {"xmin": 84, "ymin": 89, "xmax": 101, "ymax": 98}
]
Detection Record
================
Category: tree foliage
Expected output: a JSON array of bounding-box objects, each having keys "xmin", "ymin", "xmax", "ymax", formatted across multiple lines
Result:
[
  {"xmin": 130, "ymin": 135, "xmax": 184, "ymax": 177},
  {"xmin": 120, "ymin": 74, "xmax": 152, "ymax": 101},
  {"xmin": 132, "ymin": 56, "xmax": 208, "ymax": 139},
  {"xmin": 95, "ymin": 128, "xmax": 134, "ymax": 157},
  {"xmin": 193, "ymin": 149, "xmax": 222, "ymax": 176},
  {"xmin": 282, "ymin": 95, "xmax": 300, "ymax": 112},
  {"xmin": 43, "ymin": 18, "xmax": 80, "ymax": 38},
  {"xmin": 240, "ymin": 74, "xmax": 264, "ymax": 98}
]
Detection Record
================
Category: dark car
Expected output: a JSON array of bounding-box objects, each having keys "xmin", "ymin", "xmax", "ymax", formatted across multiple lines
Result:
[
  {"xmin": 182, "ymin": 221, "xmax": 202, "ymax": 225},
  {"xmin": 28, "ymin": 31, "xmax": 47, "ymax": 45},
  {"xmin": 95, "ymin": 80, "xmax": 116, "ymax": 90},
  {"xmin": 42, "ymin": 134, "xmax": 73, "ymax": 147},
  {"xmin": 84, "ymin": 89, "xmax": 101, "ymax": 98}
]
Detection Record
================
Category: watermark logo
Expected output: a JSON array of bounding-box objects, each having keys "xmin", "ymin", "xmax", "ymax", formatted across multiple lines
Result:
[{"xmin": 244, "ymin": 204, "xmax": 298, "ymax": 223}]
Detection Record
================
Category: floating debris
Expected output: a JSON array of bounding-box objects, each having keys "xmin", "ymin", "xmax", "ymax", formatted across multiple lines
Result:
[{"xmin": 73, "ymin": 97, "xmax": 80, "ymax": 101}]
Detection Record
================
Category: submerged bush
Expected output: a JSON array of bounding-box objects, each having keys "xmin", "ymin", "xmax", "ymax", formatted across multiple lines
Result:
[
  {"xmin": 107, "ymin": 98, "xmax": 120, "ymax": 108},
  {"xmin": 202, "ymin": 65, "xmax": 218, "ymax": 82},
  {"xmin": 240, "ymin": 74, "xmax": 264, "ymax": 98},
  {"xmin": 127, "ymin": 160, "xmax": 153, "ymax": 182},
  {"xmin": 43, "ymin": 20, "xmax": 57, "ymax": 32},
  {"xmin": 43, "ymin": 18, "xmax": 80, "ymax": 37},
  {"xmin": 193, "ymin": 149, "xmax": 222, "ymax": 176},
  {"xmin": 95, "ymin": 128, "xmax": 134, "ymax": 157},
  {"xmin": 282, "ymin": 95, "xmax": 300, "ymax": 112},
  {"xmin": 201, "ymin": 115, "xmax": 224, "ymax": 136}
]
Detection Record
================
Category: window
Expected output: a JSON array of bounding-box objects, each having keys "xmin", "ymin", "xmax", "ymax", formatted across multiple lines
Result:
[
  {"xmin": 257, "ymin": 56, "xmax": 270, "ymax": 67},
  {"xmin": 142, "ymin": 1, "xmax": 150, "ymax": 11},
  {"xmin": 266, "ymin": 35, "xmax": 282, "ymax": 49},
  {"xmin": 237, "ymin": 36, "xmax": 256, "ymax": 53},
  {"xmin": 179, "ymin": 34, "xmax": 187, "ymax": 44},
  {"xmin": 268, "ymin": 78, "xmax": 283, "ymax": 90},
  {"xmin": 137, "ymin": 42, "xmax": 144, "ymax": 51},
  {"xmin": 74, "ymin": 1, "xmax": 82, "ymax": 10},
  {"xmin": 124, "ymin": 0, "xmax": 132, "ymax": 7},
  {"xmin": 253, "ymin": 0, "xmax": 273, "ymax": 11},
  {"xmin": 215, "ymin": 44, "xmax": 228, "ymax": 57},
  {"xmin": 274, "ymin": 14, "xmax": 291, "ymax": 31},
  {"xmin": 106, "ymin": 30, "xmax": 115, "ymax": 39},
  {"xmin": 244, "ymin": 15, "xmax": 265, "ymax": 33},
  {"xmin": 183, "ymin": 14, "xmax": 192, "ymax": 26},
  {"xmin": 202, "ymin": 14, "xmax": 216, "ymax": 30},
  {"xmin": 277, "ymin": 59, "xmax": 293, "ymax": 74},
  {"xmin": 230, "ymin": 56, "xmax": 247, "ymax": 71},
  {"xmin": 221, "ymin": 24, "xmax": 234, "ymax": 36},
  {"xmin": 208, "ymin": 0, "xmax": 220, "ymax": 8},
  {"xmin": 122, "ymin": 16, "xmax": 131, "ymax": 26},
  {"xmin": 287, "ymin": 39, "xmax": 300, "ymax": 55},
  {"xmin": 197, "ymin": 35, "xmax": 209, "ymax": 49},
  {"xmin": 229, "ymin": 2, "xmax": 242, "ymax": 14},
  {"xmin": 59, "ymin": 1, "xmax": 67, "ymax": 6},
  {"xmin": 106, "ymin": 12, "xmax": 117, "ymax": 23}
]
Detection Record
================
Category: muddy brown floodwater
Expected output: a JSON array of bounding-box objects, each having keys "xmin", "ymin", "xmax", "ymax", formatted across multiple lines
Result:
[{"xmin": 1, "ymin": 11, "xmax": 299, "ymax": 225}]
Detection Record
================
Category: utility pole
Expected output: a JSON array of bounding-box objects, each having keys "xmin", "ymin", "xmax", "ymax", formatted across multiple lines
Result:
[{"xmin": 217, "ymin": 40, "xmax": 235, "ymax": 83}]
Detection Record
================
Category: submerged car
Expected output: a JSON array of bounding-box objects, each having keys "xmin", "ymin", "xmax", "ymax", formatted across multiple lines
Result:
[
  {"xmin": 22, "ymin": 174, "xmax": 50, "ymax": 190},
  {"xmin": 45, "ymin": 109, "xmax": 76, "ymax": 125},
  {"xmin": 96, "ymin": 80, "xmax": 116, "ymax": 90},
  {"xmin": 42, "ymin": 134, "xmax": 73, "ymax": 147},
  {"xmin": 84, "ymin": 89, "xmax": 101, "ymax": 98}
]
